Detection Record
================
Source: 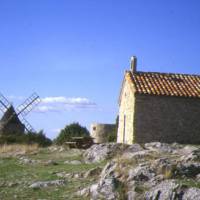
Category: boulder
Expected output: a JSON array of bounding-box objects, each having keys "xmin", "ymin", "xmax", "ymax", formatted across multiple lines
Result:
[
  {"xmin": 83, "ymin": 143, "xmax": 127, "ymax": 163},
  {"xmin": 77, "ymin": 177, "xmax": 120, "ymax": 200},
  {"xmin": 176, "ymin": 163, "xmax": 200, "ymax": 178},
  {"xmin": 19, "ymin": 157, "xmax": 39, "ymax": 165},
  {"xmin": 145, "ymin": 180, "xmax": 180, "ymax": 200},
  {"xmin": 44, "ymin": 160, "xmax": 58, "ymax": 166},
  {"xmin": 122, "ymin": 150, "xmax": 152, "ymax": 160},
  {"xmin": 76, "ymin": 186, "xmax": 90, "ymax": 197},
  {"xmin": 84, "ymin": 167, "xmax": 102, "ymax": 178},
  {"xmin": 29, "ymin": 180, "xmax": 66, "ymax": 189},
  {"xmin": 182, "ymin": 187, "xmax": 200, "ymax": 200},
  {"xmin": 145, "ymin": 142, "xmax": 177, "ymax": 153},
  {"xmin": 100, "ymin": 161, "xmax": 118, "ymax": 180},
  {"xmin": 127, "ymin": 191, "xmax": 138, "ymax": 200},
  {"xmin": 128, "ymin": 165, "xmax": 155, "ymax": 182},
  {"xmin": 125, "ymin": 144, "xmax": 144, "ymax": 153},
  {"xmin": 64, "ymin": 160, "xmax": 82, "ymax": 165},
  {"xmin": 90, "ymin": 178, "xmax": 119, "ymax": 200}
]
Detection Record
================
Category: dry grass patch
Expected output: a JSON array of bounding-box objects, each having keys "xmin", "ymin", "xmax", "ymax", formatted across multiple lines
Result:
[{"xmin": 0, "ymin": 144, "xmax": 39, "ymax": 154}]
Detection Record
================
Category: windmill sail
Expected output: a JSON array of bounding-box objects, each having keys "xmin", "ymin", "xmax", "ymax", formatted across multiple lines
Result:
[
  {"xmin": 19, "ymin": 116, "xmax": 35, "ymax": 133},
  {"xmin": 0, "ymin": 93, "xmax": 11, "ymax": 113},
  {"xmin": 16, "ymin": 93, "xmax": 41, "ymax": 117},
  {"xmin": 0, "ymin": 92, "xmax": 41, "ymax": 135}
]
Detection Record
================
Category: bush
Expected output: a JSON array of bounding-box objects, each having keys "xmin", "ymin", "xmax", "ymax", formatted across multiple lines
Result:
[
  {"xmin": 54, "ymin": 122, "xmax": 90, "ymax": 145},
  {"xmin": 0, "ymin": 130, "xmax": 52, "ymax": 147},
  {"xmin": 24, "ymin": 130, "xmax": 52, "ymax": 147},
  {"xmin": 107, "ymin": 116, "xmax": 119, "ymax": 142}
]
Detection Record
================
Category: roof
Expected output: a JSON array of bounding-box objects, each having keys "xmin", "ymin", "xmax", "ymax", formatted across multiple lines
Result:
[
  {"xmin": 126, "ymin": 71, "xmax": 200, "ymax": 98},
  {"xmin": 1, "ymin": 105, "xmax": 22, "ymax": 124}
]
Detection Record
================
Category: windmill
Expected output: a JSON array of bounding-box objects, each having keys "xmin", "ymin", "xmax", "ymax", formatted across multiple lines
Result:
[{"xmin": 0, "ymin": 93, "xmax": 41, "ymax": 135}]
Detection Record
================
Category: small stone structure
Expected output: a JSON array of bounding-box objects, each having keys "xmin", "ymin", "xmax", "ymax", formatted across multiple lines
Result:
[
  {"xmin": 90, "ymin": 123, "xmax": 116, "ymax": 143},
  {"xmin": 0, "ymin": 106, "xmax": 25, "ymax": 135},
  {"xmin": 117, "ymin": 56, "xmax": 200, "ymax": 144}
]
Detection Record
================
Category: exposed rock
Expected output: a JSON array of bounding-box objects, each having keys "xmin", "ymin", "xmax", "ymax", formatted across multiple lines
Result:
[
  {"xmin": 179, "ymin": 145, "xmax": 199, "ymax": 155},
  {"xmin": 128, "ymin": 164, "xmax": 155, "ymax": 182},
  {"xmin": 147, "ymin": 175, "xmax": 165, "ymax": 188},
  {"xmin": 122, "ymin": 150, "xmax": 152, "ymax": 160},
  {"xmin": 64, "ymin": 160, "xmax": 82, "ymax": 165},
  {"xmin": 145, "ymin": 142, "xmax": 177, "ymax": 153},
  {"xmin": 84, "ymin": 167, "xmax": 102, "ymax": 178},
  {"xmin": 19, "ymin": 157, "xmax": 39, "ymax": 165},
  {"xmin": 44, "ymin": 160, "xmax": 58, "ymax": 166},
  {"xmin": 83, "ymin": 143, "xmax": 127, "ymax": 163},
  {"xmin": 76, "ymin": 186, "xmax": 90, "ymax": 197},
  {"xmin": 180, "ymin": 148, "xmax": 200, "ymax": 162},
  {"xmin": 48, "ymin": 146, "xmax": 65, "ymax": 152},
  {"xmin": 29, "ymin": 180, "xmax": 66, "ymax": 189},
  {"xmin": 151, "ymin": 157, "xmax": 177, "ymax": 179},
  {"xmin": 182, "ymin": 187, "xmax": 200, "ymax": 200},
  {"xmin": 100, "ymin": 161, "xmax": 118, "ymax": 180},
  {"xmin": 70, "ymin": 160, "xmax": 82, "ymax": 165},
  {"xmin": 56, "ymin": 172, "xmax": 73, "ymax": 179},
  {"xmin": 90, "ymin": 178, "xmax": 119, "ymax": 200},
  {"xmin": 176, "ymin": 163, "xmax": 200, "ymax": 178},
  {"xmin": 125, "ymin": 144, "xmax": 144, "ymax": 153},
  {"xmin": 56, "ymin": 171, "xmax": 84, "ymax": 179},
  {"xmin": 196, "ymin": 173, "xmax": 200, "ymax": 181},
  {"xmin": 74, "ymin": 173, "xmax": 84, "ymax": 179},
  {"xmin": 145, "ymin": 180, "xmax": 180, "ymax": 200},
  {"xmin": 127, "ymin": 190, "xmax": 143, "ymax": 200},
  {"xmin": 76, "ymin": 143, "xmax": 200, "ymax": 200}
]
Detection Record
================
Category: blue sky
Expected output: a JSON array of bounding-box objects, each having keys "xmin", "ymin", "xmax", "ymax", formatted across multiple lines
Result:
[{"xmin": 0, "ymin": 0, "xmax": 200, "ymax": 139}]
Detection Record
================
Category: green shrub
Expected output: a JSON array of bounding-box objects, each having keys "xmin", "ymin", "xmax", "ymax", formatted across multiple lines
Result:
[
  {"xmin": 107, "ymin": 116, "xmax": 119, "ymax": 142},
  {"xmin": 25, "ymin": 130, "xmax": 52, "ymax": 147},
  {"xmin": 54, "ymin": 122, "xmax": 90, "ymax": 145},
  {"xmin": 0, "ymin": 130, "xmax": 52, "ymax": 147}
]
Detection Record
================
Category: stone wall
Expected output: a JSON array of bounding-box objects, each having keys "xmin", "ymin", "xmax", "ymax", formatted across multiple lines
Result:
[
  {"xmin": 134, "ymin": 94, "xmax": 200, "ymax": 144},
  {"xmin": 117, "ymin": 76, "xmax": 135, "ymax": 144},
  {"xmin": 90, "ymin": 123, "xmax": 116, "ymax": 143}
]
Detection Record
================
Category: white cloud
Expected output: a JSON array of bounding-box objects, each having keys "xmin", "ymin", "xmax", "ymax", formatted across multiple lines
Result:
[
  {"xmin": 42, "ymin": 97, "xmax": 96, "ymax": 106},
  {"xmin": 35, "ymin": 96, "xmax": 97, "ymax": 113},
  {"xmin": 35, "ymin": 105, "xmax": 60, "ymax": 112},
  {"xmin": 7, "ymin": 95, "xmax": 97, "ymax": 113}
]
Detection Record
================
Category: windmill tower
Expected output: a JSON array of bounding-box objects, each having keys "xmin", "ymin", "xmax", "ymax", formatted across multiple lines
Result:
[{"xmin": 0, "ymin": 93, "xmax": 41, "ymax": 135}]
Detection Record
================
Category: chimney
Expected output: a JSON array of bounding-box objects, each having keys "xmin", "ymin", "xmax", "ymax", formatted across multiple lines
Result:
[{"xmin": 130, "ymin": 56, "xmax": 137, "ymax": 73}]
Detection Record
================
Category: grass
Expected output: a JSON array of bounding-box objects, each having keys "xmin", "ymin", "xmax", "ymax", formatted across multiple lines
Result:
[
  {"xmin": 0, "ymin": 145, "xmax": 105, "ymax": 200},
  {"xmin": 176, "ymin": 179, "xmax": 200, "ymax": 189},
  {"xmin": 0, "ymin": 144, "xmax": 39, "ymax": 154}
]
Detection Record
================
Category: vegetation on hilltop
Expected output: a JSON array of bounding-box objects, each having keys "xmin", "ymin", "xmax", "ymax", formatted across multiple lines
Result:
[
  {"xmin": 54, "ymin": 122, "xmax": 90, "ymax": 145},
  {"xmin": 0, "ymin": 130, "xmax": 52, "ymax": 147}
]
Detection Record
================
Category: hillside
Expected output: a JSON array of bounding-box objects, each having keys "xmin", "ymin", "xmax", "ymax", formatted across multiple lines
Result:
[{"xmin": 1, "ymin": 142, "xmax": 200, "ymax": 199}]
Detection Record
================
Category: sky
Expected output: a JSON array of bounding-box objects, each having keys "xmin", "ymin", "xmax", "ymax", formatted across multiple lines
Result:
[{"xmin": 0, "ymin": 0, "xmax": 200, "ymax": 139}]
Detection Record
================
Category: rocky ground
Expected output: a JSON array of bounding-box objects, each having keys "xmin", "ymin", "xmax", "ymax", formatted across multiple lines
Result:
[
  {"xmin": 0, "ymin": 145, "xmax": 104, "ymax": 199},
  {"xmin": 1, "ymin": 143, "xmax": 200, "ymax": 199}
]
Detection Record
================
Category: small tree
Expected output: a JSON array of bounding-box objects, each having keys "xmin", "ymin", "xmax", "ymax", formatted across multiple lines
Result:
[
  {"xmin": 54, "ymin": 122, "xmax": 90, "ymax": 145},
  {"xmin": 0, "ymin": 130, "xmax": 52, "ymax": 147},
  {"xmin": 107, "ymin": 116, "xmax": 119, "ymax": 142},
  {"xmin": 25, "ymin": 130, "xmax": 52, "ymax": 147}
]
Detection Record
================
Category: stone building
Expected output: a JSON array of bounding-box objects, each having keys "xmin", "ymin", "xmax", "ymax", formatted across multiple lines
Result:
[
  {"xmin": 0, "ymin": 106, "xmax": 25, "ymax": 135},
  {"xmin": 117, "ymin": 56, "xmax": 200, "ymax": 144},
  {"xmin": 90, "ymin": 123, "xmax": 116, "ymax": 143}
]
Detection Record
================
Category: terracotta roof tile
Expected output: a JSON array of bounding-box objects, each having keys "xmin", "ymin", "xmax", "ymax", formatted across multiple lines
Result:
[{"xmin": 128, "ymin": 71, "xmax": 200, "ymax": 98}]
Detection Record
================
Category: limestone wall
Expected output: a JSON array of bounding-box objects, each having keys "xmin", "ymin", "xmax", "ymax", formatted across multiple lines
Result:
[
  {"xmin": 90, "ymin": 123, "xmax": 116, "ymax": 143},
  {"xmin": 134, "ymin": 95, "xmax": 200, "ymax": 144},
  {"xmin": 117, "ymin": 76, "xmax": 135, "ymax": 144}
]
